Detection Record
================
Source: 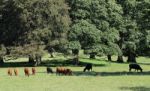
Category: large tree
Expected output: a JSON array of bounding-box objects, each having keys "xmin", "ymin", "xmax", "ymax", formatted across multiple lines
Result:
[
  {"xmin": 117, "ymin": 0, "xmax": 150, "ymax": 62},
  {"xmin": 0, "ymin": 0, "xmax": 71, "ymax": 56},
  {"xmin": 68, "ymin": 0, "xmax": 123, "ymax": 61},
  {"xmin": 68, "ymin": 20, "xmax": 101, "ymax": 64},
  {"xmin": 135, "ymin": 0, "xmax": 150, "ymax": 56}
]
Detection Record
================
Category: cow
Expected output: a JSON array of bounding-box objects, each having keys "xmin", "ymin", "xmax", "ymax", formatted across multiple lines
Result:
[
  {"xmin": 64, "ymin": 69, "xmax": 72, "ymax": 75},
  {"xmin": 129, "ymin": 63, "xmax": 143, "ymax": 72},
  {"xmin": 56, "ymin": 67, "xmax": 72, "ymax": 75},
  {"xmin": 32, "ymin": 67, "xmax": 36, "ymax": 75},
  {"xmin": 8, "ymin": 68, "xmax": 12, "ymax": 76},
  {"xmin": 47, "ymin": 67, "xmax": 53, "ymax": 74},
  {"xmin": 56, "ymin": 67, "xmax": 64, "ymax": 75},
  {"xmin": 83, "ymin": 63, "xmax": 92, "ymax": 72},
  {"xmin": 24, "ymin": 68, "xmax": 30, "ymax": 77},
  {"xmin": 14, "ymin": 68, "xmax": 18, "ymax": 76}
]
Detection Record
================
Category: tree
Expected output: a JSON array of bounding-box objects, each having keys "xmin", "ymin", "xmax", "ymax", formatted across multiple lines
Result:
[
  {"xmin": 117, "ymin": 0, "xmax": 149, "ymax": 62},
  {"xmin": 68, "ymin": 0, "xmax": 123, "ymax": 61},
  {"xmin": 0, "ymin": 0, "xmax": 71, "ymax": 61},
  {"xmin": 69, "ymin": 20, "xmax": 102, "ymax": 59},
  {"xmin": 122, "ymin": 18, "xmax": 140, "ymax": 63},
  {"xmin": 90, "ymin": 0, "xmax": 123, "ymax": 61},
  {"xmin": 135, "ymin": 0, "xmax": 150, "ymax": 56},
  {"xmin": 125, "ymin": 42, "xmax": 137, "ymax": 63}
]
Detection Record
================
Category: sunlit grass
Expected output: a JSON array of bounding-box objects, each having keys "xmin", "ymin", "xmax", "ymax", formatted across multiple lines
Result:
[{"xmin": 0, "ymin": 55, "xmax": 150, "ymax": 91}]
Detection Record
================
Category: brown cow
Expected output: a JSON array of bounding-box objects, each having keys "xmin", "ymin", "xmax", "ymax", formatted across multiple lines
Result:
[
  {"xmin": 65, "ymin": 69, "xmax": 72, "ymax": 75},
  {"xmin": 56, "ymin": 67, "xmax": 72, "ymax": 75},
  {"xmin": 14, "ymin": 68, "xmax": 18, "ymax": 76},
  {"xmin": 56, "ymin": 67, "xmax": 61, "ymax": 75},
  {"xmin": 32, "ymin": 67, "xmax": 36, "ymax": 75},
  {"xmin": 8, "ymin": 68, "xmax": 12, "ymax": 76},
  {"xmin": 24, "ymin": 68, "xmax": 30, "ymax": 77},
  {"xmin": 56, "ymin": 67, "xmax": 65, "ymax": 75}
]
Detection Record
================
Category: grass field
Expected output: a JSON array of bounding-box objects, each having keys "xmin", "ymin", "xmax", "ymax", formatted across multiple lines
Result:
[{"xmin": 0, "ymin": 55, "xmax": 150, "ymax": 91}]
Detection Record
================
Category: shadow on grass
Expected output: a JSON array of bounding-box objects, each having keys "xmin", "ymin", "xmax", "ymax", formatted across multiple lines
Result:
[
  {"xmin": 120, "ymin": 86, "xmax": 150, "ymax": 91},
  {"xmin": 80, "ymin": 57, "xmax": 107, "ymax": 62},
  {"xmin": 41, "ymin": 59, "xmax": 107, "ymax": 67},
  {"xmin": 0, "ymin": 59, "xmax": 107, "ymax": 68},
  {"xmin": 35, "ymin": 71, "xmax": 150, "ymax": 77},
  {"xmin": 0, "ymin": 62, "xmax": 33, "ymax": 68},
  {"xmin": 72, "ymin": 71, "xmax": 150, "ymax": 76}
]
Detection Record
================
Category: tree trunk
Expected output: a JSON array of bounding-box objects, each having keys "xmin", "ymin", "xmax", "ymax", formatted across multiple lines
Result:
[
  {"xmin": 117, "ymin": 34, "xmax": 124, "ymax": 63},
  {"xmin": 50, "ymin": 53, "xmax": 54, "ymax": 58},
  {"xmin": 34, "ymin": 54, "xmax": 42, "ymax": 66},
  {"xmin": 39, "ymin": 55, "xmax": 42, "ymax": 64},
  {"xmin": 107, "ymin": 55, "xmax": 112, "ymax": 61},
  {"xmin": 127, "ymin": 52, "xmax": 136, "ymax": 63},
  {"xmin": 90, "ymin": 53, "xmax": 96, "ymax": 59},
  {"xmin": 48, "ymin": 48, "xmax": 55, "ymax": 58},
  {"xmin": 117, "ymin": 56, "xmax": 124, "ymax": 63},
  {"xmin": 72, "ymin": 49, "xmax": 79, "ymax": 65},
  {"xmin": 0, "ymin": 56, "xmax": 4, "ymax": 65},
  {"xmin": 28, "ymin": 55, "xmax": 35, "ymax": 63},
  {"xmin": 72, "ymin": 49, "xmax": 79, "ymax": 56},
  {"xmin": 72, "ymin": 56, "xmax": 79, "ymax": 65}
]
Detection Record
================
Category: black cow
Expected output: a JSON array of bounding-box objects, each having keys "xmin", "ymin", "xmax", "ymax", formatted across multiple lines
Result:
[
  {"xmin": 83, "ymin": 63, "xmax": 92, "ymax": 72},
  {"xmin": 47, "ymin": 67, "xmax": 53, "ymax": 73},
  {"xmin": 129, "ymin": 63, "xmax": 143, "ymax": 72}
]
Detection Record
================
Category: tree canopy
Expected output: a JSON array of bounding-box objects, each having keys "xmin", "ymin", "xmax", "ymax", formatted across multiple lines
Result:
[{"xmin": 0, "ymin": 0, "xmax": 149, "ymax": 64}]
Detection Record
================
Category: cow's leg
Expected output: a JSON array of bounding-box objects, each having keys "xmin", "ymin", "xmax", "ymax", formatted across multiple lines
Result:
[{"xmin": 84, "ymin": 68, "xmax": 86, "ymax": 72}]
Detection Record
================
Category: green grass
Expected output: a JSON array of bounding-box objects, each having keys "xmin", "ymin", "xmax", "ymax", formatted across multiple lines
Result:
[{"xmin": 0, "ymin": 56, "xmax": 150, "ymax": 91}]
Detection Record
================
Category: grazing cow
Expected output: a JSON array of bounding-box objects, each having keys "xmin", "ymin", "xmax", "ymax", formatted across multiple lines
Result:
[
  {"xmin": 129, "ymin": 63, "xmax": 143, "ymax": 72},
  {"xmin": 83, "ymin": 63, "xmax": 92, "ymax": 72},
  {"xmin": 32, "ymin": 67, "xmax": 36, "ymax": 75},
  {"xmin": 47, "ymin": 67, "xmax": 53, "ymax": 74},
  {"xmin": 24, "ymin": 68, "xmax": 30, "ymax": 77},
  {"xmin": 56, "ymin": 67, "xmax": 72, "ymax": 75},
  {"xmin": 56, "ymin": 67, "xmax": 63, "ymax": 75},
  {"xmin": 14, "ymin": 68, "xmax": 18, "ymax": 76},
  {"xmin": 8, "ymin": 68, "xmax": 12, "ymax": 76},
  {"xmin": 64, "ymin": 69, "xmax": 72, "ymax": 75}
]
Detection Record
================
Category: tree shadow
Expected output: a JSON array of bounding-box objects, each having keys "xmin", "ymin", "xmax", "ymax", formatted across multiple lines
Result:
[
  {"xmin": 0, "ymin": 58, "xmax": 107, "ymax": 68},
  {"xmin": 120, "ymin": 86, "xmax": 150, "ymax": 91},
  {"xmin": 80, "ymin": 57, "xmax": 107, "ymax": 62},
  {"xmin": 41, "ymin": 59, "xmax": 107, "ymax": 67},
  {"xmin": 72, "ymin": 71, "xmax": 150, "ymax": 76},
  {"xmin": 0, "ymin": 62, "xmax": 33, "ymax": 68}
]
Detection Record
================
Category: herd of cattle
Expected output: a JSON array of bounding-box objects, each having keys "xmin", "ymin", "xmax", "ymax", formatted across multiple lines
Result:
[
  {"xmin": 8, "ymin": 67, "xmax": 36, "ymax": 76},
  {"xmin": 7, "ymin": 63, "xmax": 143, "ymax": 76}
]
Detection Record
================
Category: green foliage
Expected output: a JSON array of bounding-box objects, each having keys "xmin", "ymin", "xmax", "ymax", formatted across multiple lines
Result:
[
  {"xmin": 0, "ymin": 0, "xmax": 70, "ymax": 44},
  {"xmin": 68, "ymin": 0, "xmax": 123, "ymax": 56},
  {"xmin": 69, "ymin": 20, "xmax": 101, "ymax": 47},
  {"xmin": 0, "ymin": 0, "xmax": 149, "ymax": 58},
  {"xmin": 0, "ymin": 0, "xmax": 71, "ymax": 56},
  {"xmin": 66, "ymin": 41, "xmax": 81, "ymax": 50},
  {"xmin": 117, "ymin": 0, "xmax": 150, "ymax": 56},
  {"xmin": 84, "ymin": 44, "xmax": 103, "ymax": 55},
  {"xmin": 6, "ymin": 44, "xmax": 45, "ymax": 58}
]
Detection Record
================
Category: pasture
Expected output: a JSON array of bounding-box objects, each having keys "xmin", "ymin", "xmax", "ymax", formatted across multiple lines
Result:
[{"xmin": 0, "ymin": 56, "xmax": 150, "ymax": 91}]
